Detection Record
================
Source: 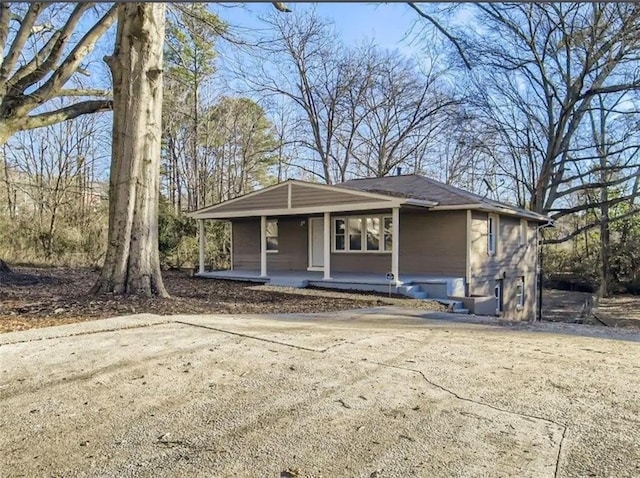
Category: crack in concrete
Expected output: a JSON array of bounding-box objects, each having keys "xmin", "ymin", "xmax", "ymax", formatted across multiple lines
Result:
[
  {"xmin": 554, "ymin": 425, "xmax": 568, "ymax": 478},
  {"xmin": 178, "ymin": 321, "xmax": 570, "ymax": 476},
  {"xmin": 0, "ymin": 321, "xmax": 168, "ymax": 346},
  {"xmin": 174, "ymin": 321, "xmax": 326, "ymax": 352},
  {"xmin": 365, "ymin": 359, "xmax": 569, "ymax": 476},
  {"xmin": 1, "ymin": 318, "xmax": 570, "ymax": 475}
]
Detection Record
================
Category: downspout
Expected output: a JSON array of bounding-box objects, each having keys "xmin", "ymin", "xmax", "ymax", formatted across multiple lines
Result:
[{"xmin": 537, "ymin": 220, "xmax": 554, "ymax": 321}]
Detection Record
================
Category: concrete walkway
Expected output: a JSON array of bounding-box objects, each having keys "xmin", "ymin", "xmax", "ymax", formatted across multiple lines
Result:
[{"xmin": 1, "ymin": 309, "xmax": 639, "ymax": 477}]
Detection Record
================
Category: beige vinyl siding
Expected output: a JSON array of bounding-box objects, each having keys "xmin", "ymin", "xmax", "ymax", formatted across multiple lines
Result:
[
  {"xmin": 398, "ymin": 211, "xmax": 467, "ymax": 277},
  {"xmin": 469, "ymin": 212, "xmax": 538, "ymax": 319},
  {"xmin": 214, "ymin": 187, "xmax": 288, "ymax": 213},
  {"xmin": 267, "ymin": 217, "xmax": 308, "ymax": 271},
  {"xmin": 291, "ymin": 184, "xmax": 385, "ymax": 208},
  {"xmin": 232, "ymin": 218, "xmax": 308, "ymax": 271},
  {"xmin": 232, "ymin": 219, "xmax": 260, "ymax": 270},
  {"xmin": 331, "ymin": 253, "xmax": 391, "ymax": 274}
]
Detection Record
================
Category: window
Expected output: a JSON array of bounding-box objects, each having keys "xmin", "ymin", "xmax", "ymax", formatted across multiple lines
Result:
[
  {"xmin": 494, "ymin": 280, "xmax": 503, "ymax": 313},
  {"xmin": 266, "ymin": 219, "xmax": 278, "ymax": 252},
  {"xmin": 383, "ymin": 217, "xmax": 393, "ymax": 252},
  {"xmin": 488, "ymin": 215, "xmax": 497, "ymax": 255},
  {"xmin": 348, "ymin": 218, "xmax": 362, "ymax": 250},
  {"xmin": 519, "ymin": 219, "xmax": 528, "ymax": 246},
  {"xmin": 334, "ymin": 219, "xmax": 346, "ymax": 251},
  {"xmin": 334, "ymin": 215, "xmax": 392, "ymax": 253},
  {"xmin": 366, "ymin": 217, "xmax": 380, "ymax": 251},
  {"xmin": 516, "ymin": 277, "xmax": 525, "ymax": 308}
]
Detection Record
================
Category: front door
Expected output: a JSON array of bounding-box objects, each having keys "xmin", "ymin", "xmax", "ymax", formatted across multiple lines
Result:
[{"xmin": 309, "ymin": 217, "xmax": 324, "ymax": 270}]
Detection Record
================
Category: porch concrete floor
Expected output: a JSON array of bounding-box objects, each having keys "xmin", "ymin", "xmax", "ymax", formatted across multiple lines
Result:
[{"xmin": 196, "ymin": 270, "xmax": 460, "ymax": 286}]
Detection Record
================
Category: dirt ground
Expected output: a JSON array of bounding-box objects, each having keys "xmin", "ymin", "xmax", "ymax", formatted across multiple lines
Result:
[
  {"xmin": 542, "ymin": 288, "xmax": 640, "ymax": 328},
  {"xmin": 3, "ymin": 267, "xmax": 639, "ymax": 334},
  {"xmin": 1, "ymin": 310, "xmax": 639, "ymax": 477},
  {"xmin": 0, "ymin": 267, "xmax": 443, "ymax": 333}
]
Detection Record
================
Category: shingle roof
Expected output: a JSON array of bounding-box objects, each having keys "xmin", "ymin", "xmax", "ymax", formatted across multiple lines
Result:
[{"xmin": 336, "ymin": 174, "xmax": 550, "ymax": 222}]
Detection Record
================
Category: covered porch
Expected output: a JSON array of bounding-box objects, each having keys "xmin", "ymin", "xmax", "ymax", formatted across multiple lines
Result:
[{"xmin": 188, "ymin": 180, "xmax": 438, "ymax": 287}]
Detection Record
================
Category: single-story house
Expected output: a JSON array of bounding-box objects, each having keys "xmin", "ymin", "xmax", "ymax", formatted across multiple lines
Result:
[{"xmin": 187, "ymin": 174, "xmax": 552, "ymax": 319}]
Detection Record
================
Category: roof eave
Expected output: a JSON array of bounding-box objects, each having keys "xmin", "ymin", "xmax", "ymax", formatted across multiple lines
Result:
[{"xmin": 430, "ymin": 203, "xmax": 551, "ymax": 222}]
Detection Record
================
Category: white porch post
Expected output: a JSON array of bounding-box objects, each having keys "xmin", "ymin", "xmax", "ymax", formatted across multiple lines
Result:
[
  {"xmin": 392, "ymin": 207, "xmax": 400, "ymax": 285},
  {"xmin": 323, "ymin": 212, "xmax": 331, "ymax": 280},
  {"xmin": 198, "ymin": 219, "xmax": 205, "ymax": 274},
  {"xmin": 260, "ymin": 215, "xmax": 267, "ymax": 277}
]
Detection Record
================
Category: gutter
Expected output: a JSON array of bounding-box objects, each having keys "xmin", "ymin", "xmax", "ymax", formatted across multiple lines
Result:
[{"xmin": 401, "ymin": 198, "xmax": 438, "ymax": 208}]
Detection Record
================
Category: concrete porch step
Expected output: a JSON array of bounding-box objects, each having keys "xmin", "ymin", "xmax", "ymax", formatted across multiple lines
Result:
[
  {"xmin": 397, "ymin": 284, "xmax": 429, "ymax": 300},
  {"xmin": 435, "ymin": 299, "xmax": 466, "ymax": 312}
]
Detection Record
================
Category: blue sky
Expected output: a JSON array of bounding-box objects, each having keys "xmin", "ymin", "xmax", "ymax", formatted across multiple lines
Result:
[{"xmin": 213, "ymin": 2, "xmax": 426, "ymax": 53}]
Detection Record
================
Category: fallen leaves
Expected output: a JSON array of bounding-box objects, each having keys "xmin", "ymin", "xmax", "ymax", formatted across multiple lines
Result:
[{"xmin": 0, "ymin": 267, "xmax": 444, "ymax": 334}]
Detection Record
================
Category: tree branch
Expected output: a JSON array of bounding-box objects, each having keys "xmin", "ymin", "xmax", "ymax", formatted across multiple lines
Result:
[
  {"xmin": 22, "ymin": 100, "xmax": 112, "ymax": 131},
  {"xmin": 544, "ymin": 207, "xmax": 640, "ymax": 244},
  {"xmin": 0, "ymin": 3, "xmax": 47, "ymax": 82},
  {"xmin": 7, "ymin": 3, "xmax": 91, "ymax": 93},
  {"xmin": 0, "ymin": 3, "xmax": 11, "ymax": 58},
  {"xmin": 408, "ymin": 3, "xmax": 472, "ymax": 70},
  {"xmin": 54, "ymin": 89, "xmax": 112, "ymax": 97},
  {"xmin": 18, "ymin": 5, "xmax": 117, "ymax": 115}
]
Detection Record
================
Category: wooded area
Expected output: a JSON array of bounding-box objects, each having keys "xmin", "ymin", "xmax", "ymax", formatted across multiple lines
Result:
[{"xmin": 0, "ymin": 2, "xmax": 638, "ymax": 297}]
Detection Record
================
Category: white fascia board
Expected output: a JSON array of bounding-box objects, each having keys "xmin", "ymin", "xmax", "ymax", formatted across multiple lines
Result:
[{"xmin": 190, "ymin": 200, "xmax": 404, "ymax": 220}]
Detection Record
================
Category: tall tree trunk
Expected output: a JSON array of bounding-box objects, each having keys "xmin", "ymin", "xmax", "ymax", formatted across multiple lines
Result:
[
  {"xmin": 599, "ymin": 190, "xmax": 611, "ymax": 298},
  {"xmin": 92, "ymin": 3, "xmax": 168, "ymax": 297}
]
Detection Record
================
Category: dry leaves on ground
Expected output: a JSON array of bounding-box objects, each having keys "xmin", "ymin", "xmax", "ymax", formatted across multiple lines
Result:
[{"xmin": 0, "ymin": 267, "xmax": 444, "ymax": 333}]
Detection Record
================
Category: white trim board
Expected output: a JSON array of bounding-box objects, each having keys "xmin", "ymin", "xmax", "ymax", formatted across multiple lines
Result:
[{"xmin": 189, "ymin": 201, "xmax": 407, "ymax": 220}]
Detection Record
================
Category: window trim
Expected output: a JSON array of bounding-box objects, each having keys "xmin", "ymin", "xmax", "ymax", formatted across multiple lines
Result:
[
  {"xmin": 266, "ymin": 219, "xmax": 278, "ymax": 253},
  {"xmin": 488, "ymin": 214, "xmax": 498, "ymax": 256},
  {"xmin": 332, "ymin": 214, "xmax": 392, "ymax": 253}
]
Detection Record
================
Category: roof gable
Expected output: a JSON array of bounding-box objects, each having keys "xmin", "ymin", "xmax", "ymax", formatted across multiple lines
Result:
[{"xmin": 188, "ymin": 180, "xmax": 409, "ymax": 219}]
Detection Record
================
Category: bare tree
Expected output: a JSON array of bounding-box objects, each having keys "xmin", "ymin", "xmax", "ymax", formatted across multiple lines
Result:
[
  {"xmin": 350, "ymin": 52, "xmax": 458, "ymax": 178},
  {"xmin": 237, "ymin": 9, "xmax": 372, "ymax": 184},
  {"xmin": 92, "ymin": 3, "xmax": 168, "ymax": 297},
  {"xmin": 6, "ymin": 111, "xmax": 106, "ymax": 258},
  {"xmin": 464, "ymin": 3, "xmax": 640, "ymax": 216},
  {"xmin": 0, "ymin": 3, "xmax": 116, "ymax": 144}
]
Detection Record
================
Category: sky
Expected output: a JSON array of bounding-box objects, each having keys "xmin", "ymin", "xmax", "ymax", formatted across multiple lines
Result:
[
  {"xmin": 12, "ymin": 2, "xmax": 472, "ymax": 180},
  {"xmin": 212, "ymin": 2, "xmax": 429, "ymax": 56}
]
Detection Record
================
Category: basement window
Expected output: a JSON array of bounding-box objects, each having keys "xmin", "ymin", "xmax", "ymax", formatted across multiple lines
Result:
[
  {"xmin": 494, "ymin": 280, "xmax": 503, "ymax": 314},
  {"xmin": 516, "ymin": 277, "xmax": 525, "ymax": 308}
]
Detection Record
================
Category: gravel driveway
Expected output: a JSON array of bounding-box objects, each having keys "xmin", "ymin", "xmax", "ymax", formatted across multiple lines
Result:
[{"xmin": 1, "ymin": 308, "xmax": 639, "ymax": 477}]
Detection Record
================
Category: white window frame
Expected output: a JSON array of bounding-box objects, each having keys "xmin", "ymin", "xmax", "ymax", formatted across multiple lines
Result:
[
  {"xmin": 333, "ymin": 214, "xmax": 392, "ymax": 253},
  {"xmin": 334, "ymin": 218, "xmax": 346, "ymax": 251},
  {"xmin": 488, "ymin": 214, "xmax": 498, "ymax": 255},
  {"xmin": 266, "ymin": 219, "xmax": 278, "ymax": 253},
  {"xmin": 494, "ymin": 280, "xmax": 503, "ymax": 314},
  {"xmin": 519, "ymin": 219, "xmax": 528, "ymax": 246},
  {"xmin": 516, "ymin": 277, "xmax": 525, "ymax": 308}
]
